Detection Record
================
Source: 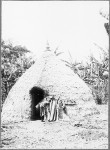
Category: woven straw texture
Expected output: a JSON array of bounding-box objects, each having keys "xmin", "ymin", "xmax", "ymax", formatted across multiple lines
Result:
[{"xmin": 2, "ymin": 51, "xmax": 95, "ymax": 123}]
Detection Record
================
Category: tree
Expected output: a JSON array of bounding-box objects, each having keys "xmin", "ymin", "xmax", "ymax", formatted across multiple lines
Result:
[
  {"xmin": 1, "ymin": 40, "xmax": 35, "ymax": 106},
  {"xmin": 100, "ymin": 8, "xmax": 109, "ymax": 35}
]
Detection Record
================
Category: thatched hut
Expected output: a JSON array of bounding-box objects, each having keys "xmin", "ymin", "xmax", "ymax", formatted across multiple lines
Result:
[{"xmin": 1, "ymin": 50, "xmax": 97, "ymax": 123}]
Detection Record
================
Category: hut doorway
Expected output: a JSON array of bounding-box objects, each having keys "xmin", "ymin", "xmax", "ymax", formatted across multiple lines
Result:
[{"xmin": 29, "ymin": 86, "xmax": 45, "ymax": 120}]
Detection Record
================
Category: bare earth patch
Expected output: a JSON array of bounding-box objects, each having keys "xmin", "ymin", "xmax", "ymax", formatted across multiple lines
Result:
[{"xmin": 1, "ymin": 105, "xmax": 108, "ymax": 149}]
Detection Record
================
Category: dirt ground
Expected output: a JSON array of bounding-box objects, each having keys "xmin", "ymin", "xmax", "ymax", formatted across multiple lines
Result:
[{"xmin": 1, "ymin": 105, "xmax": 108, "ymax": 149}]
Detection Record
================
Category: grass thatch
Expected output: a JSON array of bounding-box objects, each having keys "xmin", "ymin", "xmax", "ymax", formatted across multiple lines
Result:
[{"xmin": 2, "ymin": 51, "xmax": 95, "ymax": 123}]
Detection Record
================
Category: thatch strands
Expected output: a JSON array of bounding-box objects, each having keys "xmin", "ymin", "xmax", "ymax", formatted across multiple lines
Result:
[{"xmin": 2, "ymin": 51, "xmax": 95, "ymax": 123}]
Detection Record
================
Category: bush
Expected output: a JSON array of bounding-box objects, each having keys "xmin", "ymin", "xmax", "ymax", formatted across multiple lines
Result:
[{"xmin": 1, "ymin": 40, "xmax": 35, "ymax": 107}]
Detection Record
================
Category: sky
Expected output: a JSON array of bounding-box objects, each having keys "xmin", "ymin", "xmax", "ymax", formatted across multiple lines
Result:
[{"xmin": 2, "ymin": 1, "xmax": 109, "ymax": 63}]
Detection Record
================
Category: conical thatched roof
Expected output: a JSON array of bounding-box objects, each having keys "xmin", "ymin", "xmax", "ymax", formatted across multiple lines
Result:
[{"xmin": 2, "ymin": 51, "xmax": 95, "ymax": 123}]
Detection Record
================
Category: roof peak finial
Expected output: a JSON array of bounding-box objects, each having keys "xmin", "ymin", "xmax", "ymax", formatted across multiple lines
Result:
[{"xmin": 46, "ymin": 41, "xmax": 51, "ymax": 51}]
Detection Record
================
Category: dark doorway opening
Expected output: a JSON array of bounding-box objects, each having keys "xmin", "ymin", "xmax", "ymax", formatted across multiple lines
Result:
[{"xmin": 29, "ymin": 86, "xmax": 45, "ymax": 120}]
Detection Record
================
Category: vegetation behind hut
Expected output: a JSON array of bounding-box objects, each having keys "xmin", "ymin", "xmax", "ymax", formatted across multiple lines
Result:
[
  {"xmin": 1, "ymin": 40, "xmax": 35, "ymax": 107},
  {"xmin": 62, "ymin": 10, "xmax": 109, "ymax": 104},
  {"xmin": 1, "ymin": 10, "xmax": 109, "ymax": 107}
]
